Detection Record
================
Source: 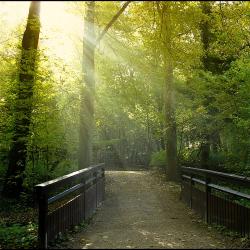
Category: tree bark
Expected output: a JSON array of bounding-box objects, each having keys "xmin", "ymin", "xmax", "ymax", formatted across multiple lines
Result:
[
  {"xmin": 79, "ymin": 1, "xmax": 96, "ymax": 169},
  {"xmin": 199, "ymin": 1, "xmax": 212, "ymax": 169},
  {"xmin": 78, "ymin": 1, "xmax": 131, "ymax": 169},
  {"xmin": 165, "ymin": 61, "xmax": 178, "ymax": 181},
  {"xmin": 160, "ymin": 2, "xmax": 179, "ymax": 181},
  {"xmin": 2, "ymin": 1, "xmax": 40, "ymax": 198},
  {"xmin": 96, "ymin": 1, "xmax": 131, "ymax": 45}
]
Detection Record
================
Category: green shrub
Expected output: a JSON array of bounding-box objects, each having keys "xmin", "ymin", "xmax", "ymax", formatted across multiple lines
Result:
[
  {"xmin": 149, "ymin": 150, "xmax": 166, "ymax": 168},
  {"xmin": 207, "ymin": 151, "xmax": 227, "ymax": 171},
  {"xmin": 51, "ymin": 159, "xmax": 78, "ymax": 178},
  {"xmin": 178, "ymin": 147, "xmax": 200, "ymax": 167},
  {"xmin": 0, "ymin": 222, "xmax": 38, "ymax": 249}
]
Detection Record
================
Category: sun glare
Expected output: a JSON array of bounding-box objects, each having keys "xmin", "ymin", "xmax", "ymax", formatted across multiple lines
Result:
[
  {"xmin": 0, "ymin": 1, "xmax": 84, "ymax": 67},
  {"xmin": 40, "ymin": 1, "xmax": 84, "ymax": 66}
]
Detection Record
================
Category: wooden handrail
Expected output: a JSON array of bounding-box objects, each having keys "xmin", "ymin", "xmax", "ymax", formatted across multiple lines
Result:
[
  {"xmin": 36, "ymin": 163, "xmax": 104, "ymax": 194},
  {"xmin": 35, "ymin": 163, "xmax": 105, "ymax": 248},
  {"xmin": 180, "ymin": 166, "xmax": 250, "ymax": 238},
  {"xmin": 181, "ymin": 166, "xmax": 250, "ymax": 187},
  {"xmin": 182, "ymin": 173, "xmax": 250, "ymax": 200}
]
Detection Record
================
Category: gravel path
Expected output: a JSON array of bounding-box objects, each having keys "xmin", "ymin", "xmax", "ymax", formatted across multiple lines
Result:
[{"xmin": 65, "ymin": 170, "xmax": 234, "ymax": 249}]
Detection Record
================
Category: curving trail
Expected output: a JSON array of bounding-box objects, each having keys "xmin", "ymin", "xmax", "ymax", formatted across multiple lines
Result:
[{"xmin": 64, "ymin": 170, "xmax": 233, "ymax": 249}]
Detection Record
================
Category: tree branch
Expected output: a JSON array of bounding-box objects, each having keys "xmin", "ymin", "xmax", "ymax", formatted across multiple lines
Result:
[{"xmin": 95, "ymin": 1, "xmax": 131, "ymax": 45}]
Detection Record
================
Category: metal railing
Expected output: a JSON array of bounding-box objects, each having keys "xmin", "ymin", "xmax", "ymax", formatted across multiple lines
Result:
[
  {"xmin": 35, "ymin": 163, "xmax": 105, "ymax": 248},
  {"xmin": 180, "ymin": 166, "xmax": 250, "ymax": 237}
]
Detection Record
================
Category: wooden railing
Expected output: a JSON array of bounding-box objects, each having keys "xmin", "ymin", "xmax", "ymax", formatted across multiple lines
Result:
[
  {"xmin": 180, "ymin": 166, "xmax": 250, "ymax": 237},
  {"xmin": 35, "ymin": 163, "xmax": 105, "ymax": 248}
]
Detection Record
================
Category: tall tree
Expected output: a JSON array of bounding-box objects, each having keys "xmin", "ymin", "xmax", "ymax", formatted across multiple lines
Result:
[
  {"xmin": 156, "ymin": 2, "xmax": 178, "ymax": 181},
  {"xmin": 199, "ymin": 1, "xmax": 212, "ymax": 168},
  {"xmin": 79, "ymin": 1, "xmax": 96, "ymax": 169},
  {"xmin": 78, "ymin": 1, "xmax": 131, "ymax": 169},
  {"xmin": 199, "ymin": 1, "xmax": 226, "ymax": 168},
  {"xmin": 2, "ymin": 1, "xmax": 41, "ymax": 198}
]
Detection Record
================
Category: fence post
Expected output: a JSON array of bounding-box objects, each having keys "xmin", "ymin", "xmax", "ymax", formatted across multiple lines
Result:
[
  {"xmin": 179, "ymin": 167, "xmax": 182, "ymax": 201},
  {"xmin": 36, "ymin": 187, "xmax": 48, "ymax": 249},
  {"xmin": 83, "ymin": 177, "xmax": 87, "ymax": 221},
  {"xmin": 190, "ymin": 174, "xmax": 193, "ymax": 208},
  {"xmin": 93, "ymin": 170, "xmax": 98, "ymax": 208},
  {"xmin": 205, "ymin": 176, "xmax": 211, "ymax": 223},
  {"xmin": 180, "ymin": 176, "xmax": 183, "ymax": 201},
  {"xmin": 102, "ymin": 167, "xmax": 105, "ymax": 201}
]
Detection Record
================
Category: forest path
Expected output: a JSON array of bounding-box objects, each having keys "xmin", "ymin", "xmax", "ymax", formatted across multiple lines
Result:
[{"xmin": 64, "ymin": 170, "xmax": 232, "ymax": 249}]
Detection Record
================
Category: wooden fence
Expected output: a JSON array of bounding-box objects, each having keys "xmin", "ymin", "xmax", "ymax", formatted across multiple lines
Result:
[
  {"xmin": 35, "ymin": 163, "xmax": 105, "ymax": 248},
  {"xmin": 180, "ymin": 166, "xmax": 250, "ymax": 237}
]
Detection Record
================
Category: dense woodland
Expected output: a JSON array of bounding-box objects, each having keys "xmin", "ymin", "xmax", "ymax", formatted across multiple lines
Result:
[
  {"xmin": 0, "ymin": 1, "xmax": 250, "ymax": 247},
  {"xmin": 1, "ymin": 0, "xmax": 250, "ymax": 194}
]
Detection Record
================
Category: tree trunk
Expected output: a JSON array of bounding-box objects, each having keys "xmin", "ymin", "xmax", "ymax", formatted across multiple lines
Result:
[
  {"xmin": 199, "ymin": 1, "xmax": 212, "ymax": 169},
  {"xmin": 2, "ymin": 1, "xmax": 40, "ymax": 198},
  {"xmin": 79, "ymin": 1, "xmax": 96, "ymax": 169},
  {"xmin": 78, "ymin": 1, "xmax": 131, "ymax": 169},
  {"xmin": 165, "ymin": 61, "xmax": 178, "ymax": 181},
  {"xmin": 160, "ymin": 2, "xmax": 178, "ymax": 181},
  {"xmin": 200, "ymin": 135, "xmax": 210, "ymax": 168}
]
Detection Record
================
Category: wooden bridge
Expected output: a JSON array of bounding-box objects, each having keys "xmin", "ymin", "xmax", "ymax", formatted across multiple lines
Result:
[{"xmin": 35, "ymin": 164, "xmax": 250, "ymax": 248}]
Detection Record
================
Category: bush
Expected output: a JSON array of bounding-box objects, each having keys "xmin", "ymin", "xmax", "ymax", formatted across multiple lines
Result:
[
  {"xmin": 178, "ymin": 147, "xmax": 200, "ymax": 167},
  {"xmin": 0, "ymin": 222, "xmax": 38, "ymax": 249},
  {"xmin": 207, "ymin": 151, "xmax": 227, "ymax": 171},
  {"xmin": 149, "ymin": 150, "xmax": 166, "ymax": 168}
]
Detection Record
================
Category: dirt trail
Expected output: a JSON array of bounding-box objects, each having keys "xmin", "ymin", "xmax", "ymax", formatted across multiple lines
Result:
[{"xmin": 65, "ymin": 170, "xmax": 234, "ymax": 249}]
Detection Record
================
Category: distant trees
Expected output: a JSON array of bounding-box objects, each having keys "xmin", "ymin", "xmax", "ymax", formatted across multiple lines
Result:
[
  {"xmin": 0, "ymin": 1, "xmax": 249, "ymax": 199},
  {"xmin": 94, "ymin": 1, "xmax": 250, "ymax": 177}
]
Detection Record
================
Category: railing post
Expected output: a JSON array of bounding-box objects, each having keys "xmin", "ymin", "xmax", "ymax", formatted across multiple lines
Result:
[
  {"xmin": 93, "ymin": 170, "xmax": 98, "ymax": 208},
  {"xmin": 102, "ymin": 167, "xmax": 105, "ymax": 201},
  {"xmin": 83, "ymin": 177, "xmax": 87, "ymax": 220},
  {"xmin": 179, "ymin": 168, "xmax": 182, "ymax": 201},
  {"xmin": 190, "ymin": 174, "xmax": 193, "ymax": 209},
  {"xmin": 205, "ymin": 176, "xmax": 211, "ymax": 223},
  {"xmin": 180, "ymin": 177, "xmax": 183, "ymax": 201},
  {"xmin": 36, "ymin": 187, "xmax": 48, "ymax": 249}
]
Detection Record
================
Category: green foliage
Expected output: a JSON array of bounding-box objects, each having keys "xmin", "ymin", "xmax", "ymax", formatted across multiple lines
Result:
[
  {"xmin": 149, "ymin": 150, "xmax": 166, "ymax": 168},
  {"xmin": 0, "ymin": 0, "xmax": 250, "ymax": 240},
  {"xmin": 207, "ymin": 151, "xmax": 226, "ymax": 168},
  {"xmin": 0, "ymin": 1, "xmax": 248, "ymax": 187},
  {"xmin": 0, "ymin": 222, "xmax": 38, "ymax": 249},
  {"xmin": 0, "ymin": 1, "xmax": 250, "ymax": 247}
]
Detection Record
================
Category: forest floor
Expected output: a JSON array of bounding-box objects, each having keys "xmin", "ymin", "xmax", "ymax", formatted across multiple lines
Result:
[{"xmin": 59, "ymin": 169, "xmax": 248, "ymax": 249}]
